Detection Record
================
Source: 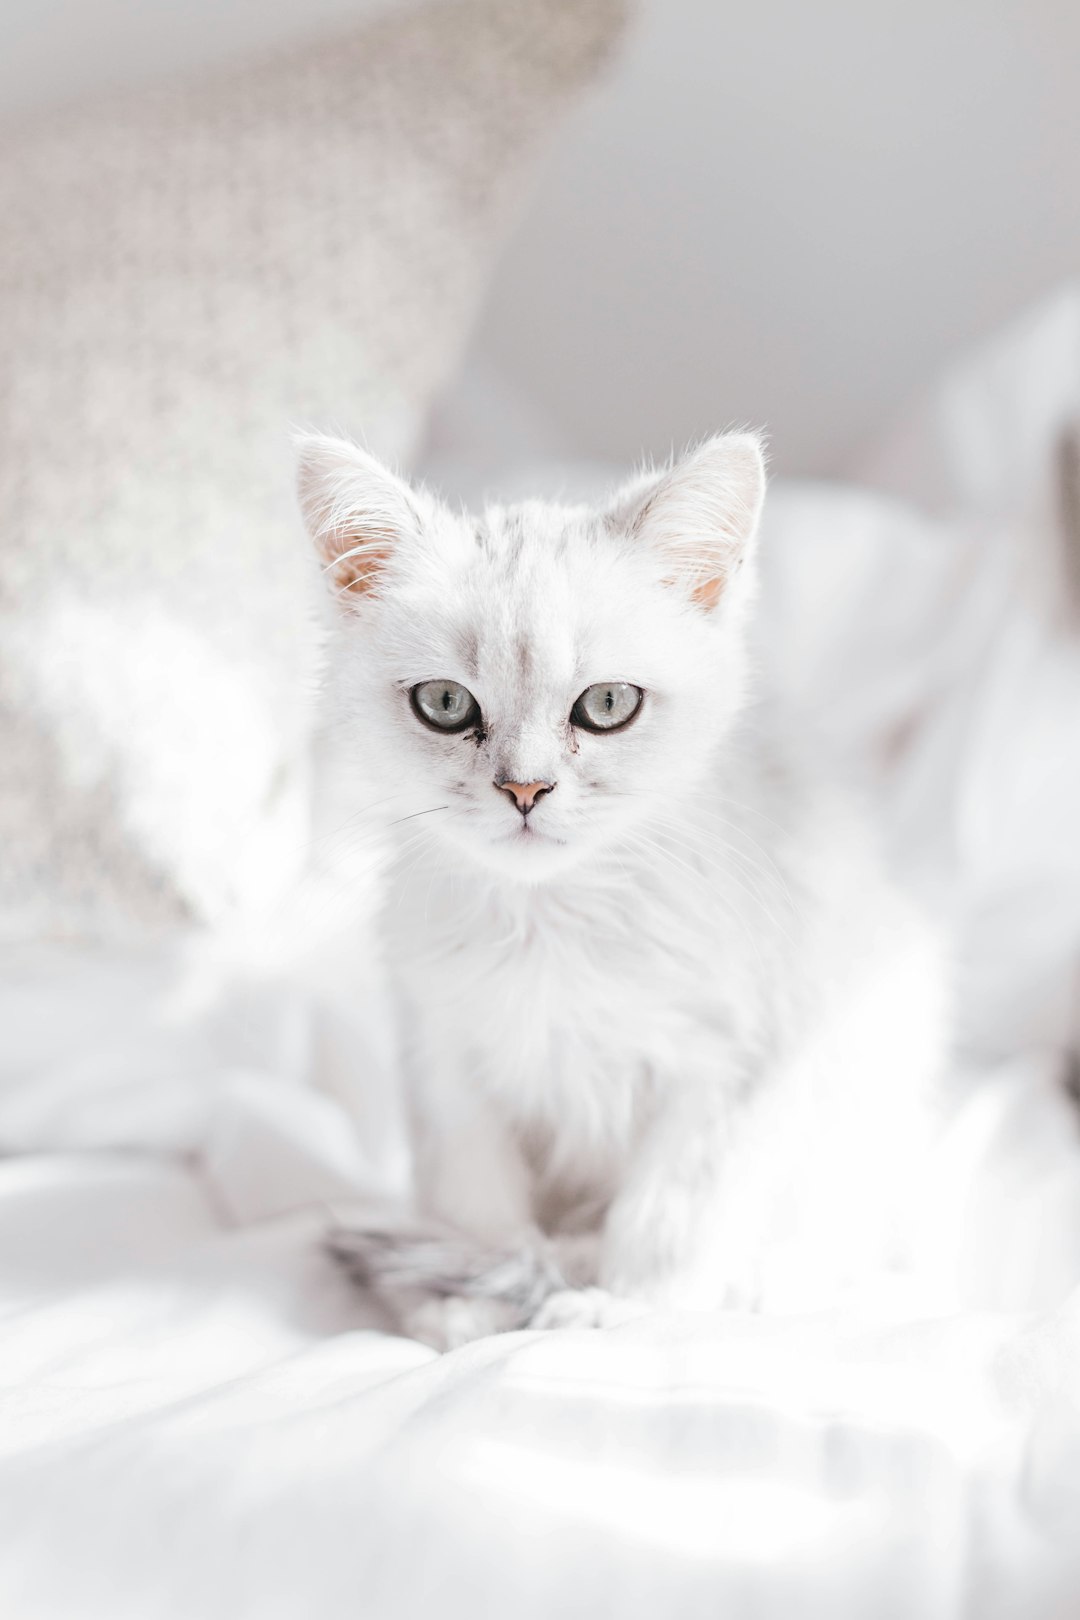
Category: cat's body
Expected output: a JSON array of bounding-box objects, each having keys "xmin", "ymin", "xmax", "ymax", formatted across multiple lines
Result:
[{"xmin": 299, "ymin": 432, "xmax": 945, "ymax": 1348}]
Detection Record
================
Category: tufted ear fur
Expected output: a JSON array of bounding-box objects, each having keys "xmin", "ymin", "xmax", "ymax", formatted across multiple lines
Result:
[
  {"xmin": 296, "ymin": 433, "xmax": 418, "ymax": 603},
  {"xmin": 607, "ymin": 433, "xmax": 766, "ymax": 611}
]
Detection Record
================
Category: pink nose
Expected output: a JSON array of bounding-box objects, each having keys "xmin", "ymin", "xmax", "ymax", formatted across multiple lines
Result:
[{"xmin": 495, "ymin": 779, "xmax": 555, "ymax": 817}]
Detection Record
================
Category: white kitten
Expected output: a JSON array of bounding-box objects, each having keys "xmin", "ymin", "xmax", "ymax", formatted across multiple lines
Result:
[{"xmin": 298, "ymin": 431, "xmax": 946, "ymax": 1349}]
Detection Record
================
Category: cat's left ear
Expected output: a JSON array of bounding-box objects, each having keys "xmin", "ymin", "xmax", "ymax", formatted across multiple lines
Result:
[
  {"xmin": 608, "ymin": 433, "xmax": 766, "ymax": 612},
  {"xmin": 295, "ymin": 432, "xmax": 419, "ymax": 603}
]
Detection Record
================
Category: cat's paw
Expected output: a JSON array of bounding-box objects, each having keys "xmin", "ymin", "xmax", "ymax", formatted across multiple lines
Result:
[
  {"xmin": 528, "ymin": 1287, "xmax": 647, "ymax": 1333},
  {"xmin": 402, "ymin": 1293, "xmax": 523, "ymax": 1352}
]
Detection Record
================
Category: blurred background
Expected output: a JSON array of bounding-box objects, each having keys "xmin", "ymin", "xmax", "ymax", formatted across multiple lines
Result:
[
  {"xmin": 457, "ymin": 0, "xmax": 1080, "ymax": 475},
  {"xmin": 6, "ymin": 0, "xmax": 1079, "ymax": 475}
]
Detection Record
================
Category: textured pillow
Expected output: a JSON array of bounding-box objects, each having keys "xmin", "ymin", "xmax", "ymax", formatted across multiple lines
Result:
[{"xmin": 0, "ymin": 0, "xmax": 628, "ymax": 940}]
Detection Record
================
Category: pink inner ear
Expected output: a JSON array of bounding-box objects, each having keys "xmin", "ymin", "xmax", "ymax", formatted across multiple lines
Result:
[
  {"xmin": 660, "ymin": 561, "xmax": 732, "ymax": 612},
  {"xmin": 692, "ymin": 573, "xmax": 725, "ymax": 611},
  {"xmin": 325, "ymin": 534, "xmax": 391, "ymax": 597},
  {"xmin": 655, "ymin": 554, "xmax": 726, "ymax": 612}
]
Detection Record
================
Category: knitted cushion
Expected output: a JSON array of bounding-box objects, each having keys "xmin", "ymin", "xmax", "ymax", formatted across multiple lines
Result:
[{"xmin": 0, "ymin": 0, "xmax": 627, "ymax": 939}]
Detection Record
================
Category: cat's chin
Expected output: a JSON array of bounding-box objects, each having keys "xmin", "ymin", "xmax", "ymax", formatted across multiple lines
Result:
[{"xmin": 456, "ymin": 824, "xmax": 584, "ymax": 884}]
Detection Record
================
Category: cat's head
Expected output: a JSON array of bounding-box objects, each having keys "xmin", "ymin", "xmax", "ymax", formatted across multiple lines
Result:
[{"xmin": 297, "ymin": 432, "xmax": 766, "ymax": 882}]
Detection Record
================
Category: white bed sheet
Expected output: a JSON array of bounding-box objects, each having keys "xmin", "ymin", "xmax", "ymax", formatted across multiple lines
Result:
[
  {"xmin": 3, "ymin": 290, "xmax": 1080, "ymax": 1618},
  {"xmin": 1, "ymin": 1144, "xmax": 1080, "ymax": 1620}
]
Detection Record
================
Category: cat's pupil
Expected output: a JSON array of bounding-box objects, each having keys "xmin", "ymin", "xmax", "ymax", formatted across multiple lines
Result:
[
  {"xmin": 410, "ymin": 678, "xmax": 479, "ymax": 732},
  {"xmin": 571, "ymin": 681, "xmax": 643, "ymax": 733}
]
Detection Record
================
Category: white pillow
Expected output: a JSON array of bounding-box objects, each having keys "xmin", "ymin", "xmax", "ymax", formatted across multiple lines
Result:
[{"xmin": 0, "ymin": 0, "xmax": 629, "ymax": 939}]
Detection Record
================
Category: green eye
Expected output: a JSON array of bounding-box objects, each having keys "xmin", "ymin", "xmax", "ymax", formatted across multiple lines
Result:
[
  {"xmin": 570, "ymin": 682, "xmax": 644, "ymax": 733},
  {"xmin": 410, "ymin": 680, "xmax": 481, "ymax": 734}
]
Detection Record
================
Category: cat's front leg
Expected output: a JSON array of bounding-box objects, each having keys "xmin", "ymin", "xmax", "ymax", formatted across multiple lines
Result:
[
  {"xmin": 413, "ymin": 1072, "xmax": 534, "ymax": 1246},
  {"xmin": 371, "ymin": 1060, "xmax": 548, "ymax": 1348},
  {"xmin": 597, "ymin": 1074, "xmax": 761, "ymax": 1312}
]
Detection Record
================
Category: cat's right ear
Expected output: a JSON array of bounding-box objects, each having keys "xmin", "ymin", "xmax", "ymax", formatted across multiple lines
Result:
[{"xmin": 295, "ymin": 433, "xmax": 417, "ymax": 604}]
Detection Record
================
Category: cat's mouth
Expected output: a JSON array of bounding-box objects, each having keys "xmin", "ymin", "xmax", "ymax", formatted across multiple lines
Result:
[
  {"xmin": 500, "ymin": 822, "xmax": 566, "ymax": 849},
  {"xmin": 466, "ymin": 816, "xmax": 576, "ymax": 880}
]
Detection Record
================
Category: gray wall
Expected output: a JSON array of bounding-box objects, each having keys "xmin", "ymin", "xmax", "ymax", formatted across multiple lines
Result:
[
  {"xmin": 5, "ymin": 0, "xmax": 1078, "ymax": 476},
  {"xmin": 466, "ymin": 0, "xmax": 1080, "ymax": 474}
]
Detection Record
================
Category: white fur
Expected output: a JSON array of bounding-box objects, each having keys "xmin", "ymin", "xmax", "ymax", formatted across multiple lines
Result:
[{"xmin": 300, "ymin": 432, "xmax": 947, "ymax": 1348}]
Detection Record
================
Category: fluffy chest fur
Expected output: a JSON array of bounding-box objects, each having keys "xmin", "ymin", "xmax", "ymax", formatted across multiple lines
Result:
[{"xmin": 384, "ymin": 766, "xmax": 809, "ymax": 1193}]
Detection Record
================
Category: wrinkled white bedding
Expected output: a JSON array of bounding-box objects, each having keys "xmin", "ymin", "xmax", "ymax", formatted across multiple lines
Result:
[
  {"xmin": 3, "ymin": 292, "xmax": 1080, "ymax": 1618},
  {"xmin": 2, "ymin": 1149, "xmax": 1080, "ymax": 1620}
]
